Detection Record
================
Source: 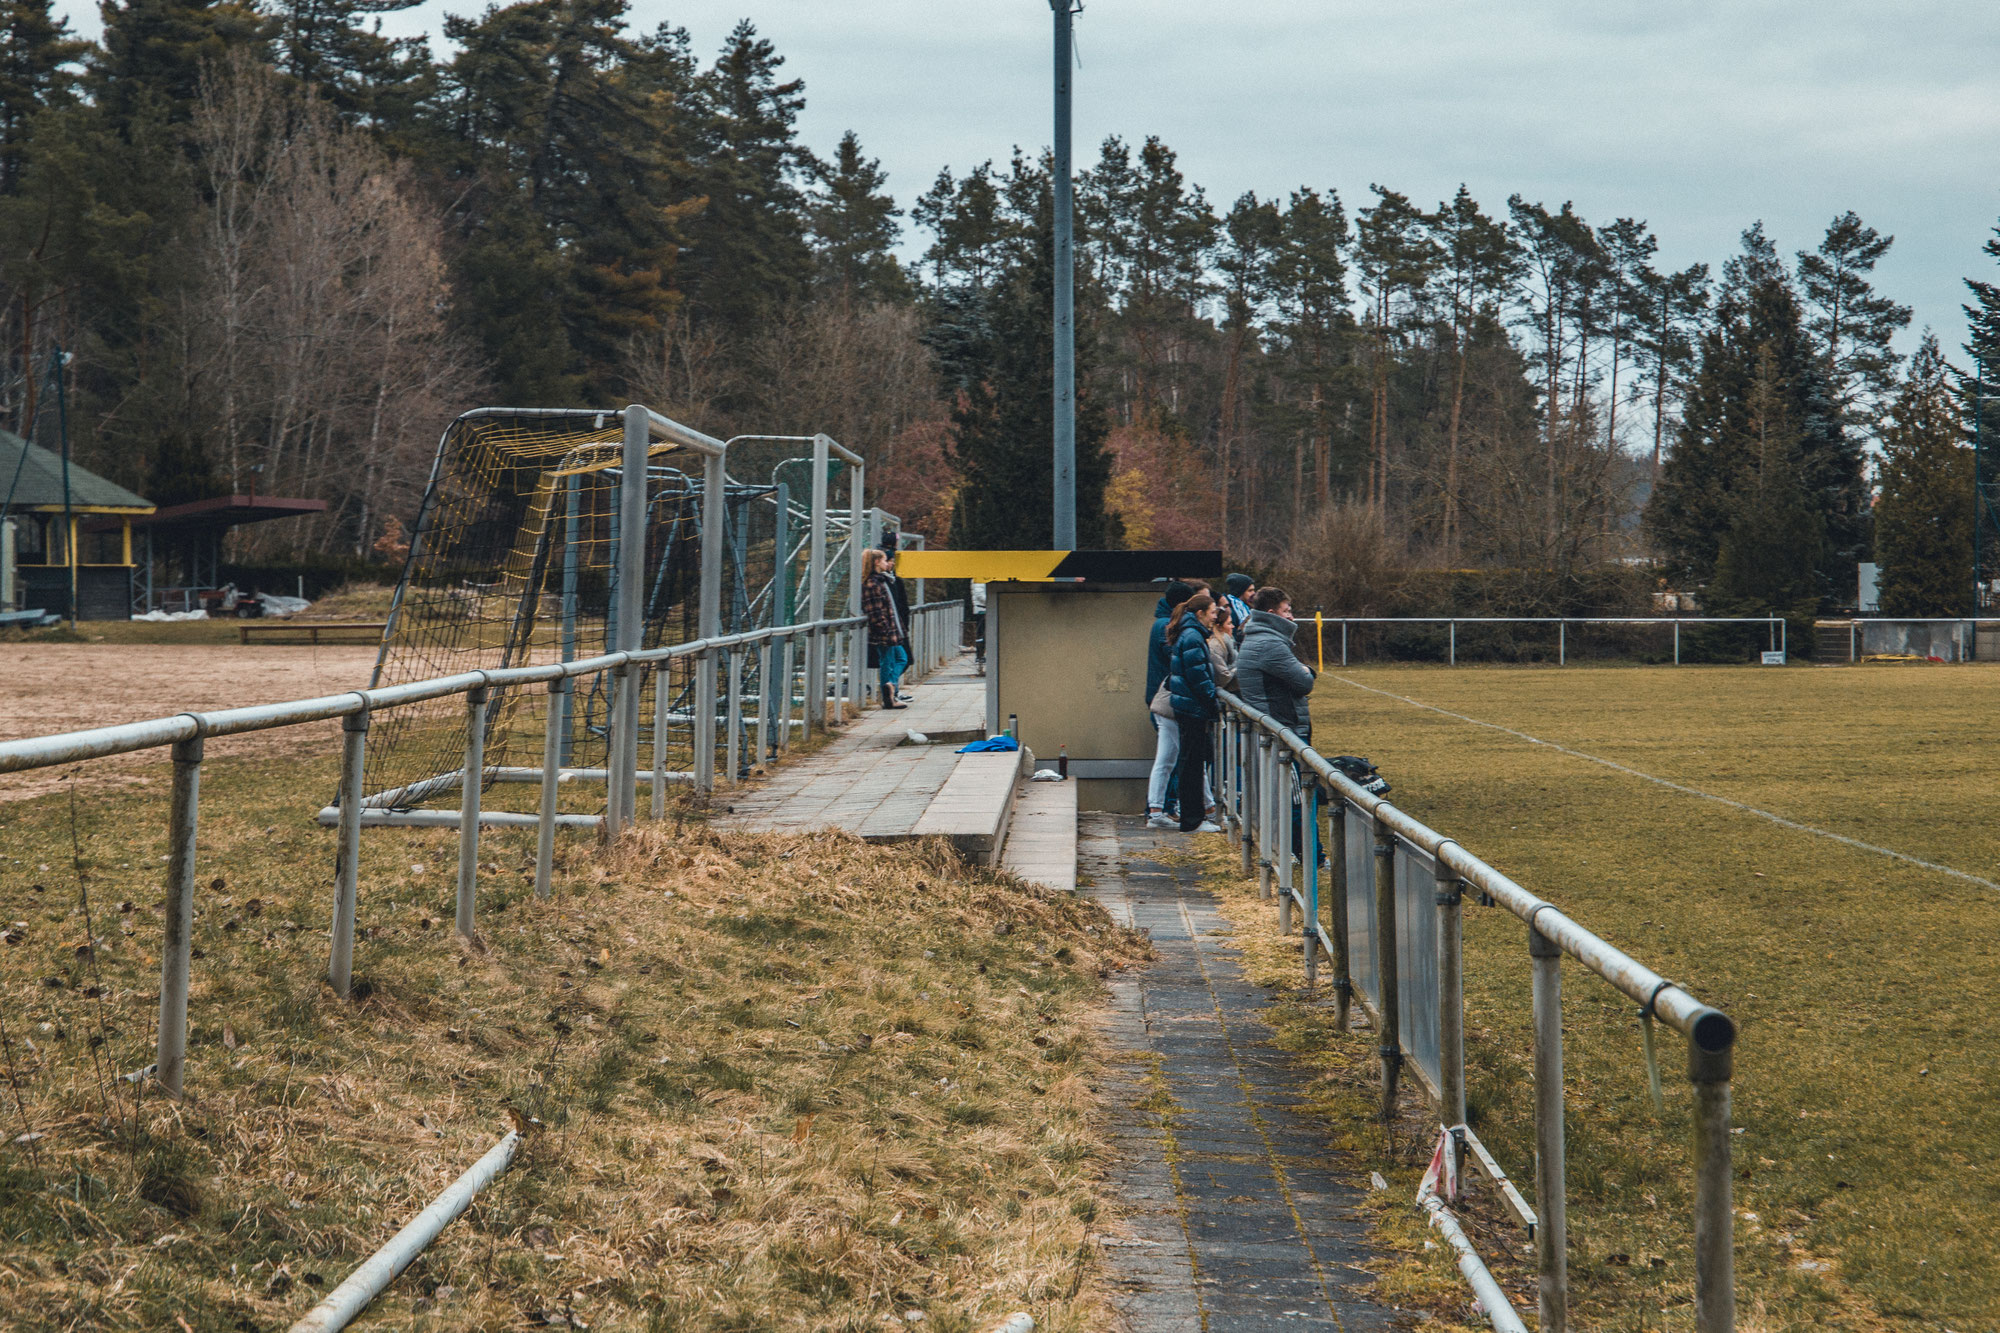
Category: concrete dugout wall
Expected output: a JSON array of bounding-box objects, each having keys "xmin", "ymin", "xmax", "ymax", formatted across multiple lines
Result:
[{"xmin": 986, "ymin": 581, "xmax": 1160, "ymax": 813}]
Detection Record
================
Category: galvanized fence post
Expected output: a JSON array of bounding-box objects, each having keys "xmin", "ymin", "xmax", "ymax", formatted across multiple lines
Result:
[
  {"xmin": 1675, "ymin": 619, "xmax": 1682, "ymax": 665},
  {"xmin": 1374, "ymin": 817, "xmax": 1401, "ymax": 1122},
  {"xmin": 725, "ymin": 647, "xmax": 743, "ymax": 783},
  {"xmin": 756, "ymin": 638, "xmax": 774, "ymax": 762},
  {"xmin": 1530, "ymin": 918, "xmax": 1569, "ymax": 1332},
  {"xmin": 651, "ymin": 661, "xmax": 670, "ymax": 820},
  {"xmin": 801, "ymin": 629, "xmax": 817, "ymax": 743},
  {"xmin": 1256, "ymin": 735, "xmax": 1275, "ymax": 899},
  {"xmin": 1435, "ymin": 851, "xmax": 1465, "ymax": 1129},
  {"xmin": 1692, "ymin": 1035, "xmax": 1736, "ymax": 1333},
  {"xmin": 1450, "ymin": 619, "xmax": 1457, "ymax": 666},
  {"xmin": 329, "ymin": 709, "xmax": 369, "ymax": 999},
  {"xmin": 536, "ymin": 678, "xmax": 569, "ymax": 899},
  {"xmin": 1303, "ymin": 780, "xmax": 1321, "ymax": 984},
  {"xmin": 695, "ymin": 646, "xmax": 717, "ymax": 792},
  {"xmin": 1232, "ymin": 716, "xmax": 1248, "ymax": 872},
  {"xmin": 1559, "ymin": 619, "xmax": 1567, "ymax": 666},
  {"xmin": 604, "ymin": 665, "xmax": 629, "ymax": 837},
  {"xmin": 778, "ymin": 632, "xmax": 796, "ymax": 753},
  {"xmin": 1277, "ymin": 759, "xmax": 1295, "ymax": 933},
  {"xmin": 1328, "ymin": 794, "xmax": 1352, "ymax": 1031},
  {"xmin": 456, "ymin": 683, "xmax": 489, "ymax": 941},
  {"xmin": 157, "ymin": 734, "xmax": 203, "ymax": 1099}
]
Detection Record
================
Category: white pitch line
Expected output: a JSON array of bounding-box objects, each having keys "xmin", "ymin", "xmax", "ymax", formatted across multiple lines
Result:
[{"xmin": 1335, "ymin": 674, "xmax": 2000, "ymax": 893}]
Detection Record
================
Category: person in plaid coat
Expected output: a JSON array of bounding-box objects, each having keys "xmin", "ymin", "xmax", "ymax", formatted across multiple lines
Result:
[{"xmin": 862, "ymin": 548, "xmax": 909, "ymax": 708}]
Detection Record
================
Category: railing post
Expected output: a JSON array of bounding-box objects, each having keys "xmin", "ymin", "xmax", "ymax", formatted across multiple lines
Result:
[
  {"xmin": 1559, "ymin": 619, "xmax": 1566, "ymax": 666},
  {"xmin": 157, "ymin": 734, "xmax": 203, "ymax": 1099},
  {"xmin": 1255, "ymin": 735, "xmax": 1273, "ymax": 898},
  {"xmin": 1221, "ymin": 714, "xmax": 1239, "ymax": 844},
  {"xmin": 1240, "ymin": 723, "xmax": 1256, "ymax": 877},
  {"xmin": 756, "ymin": 638, "xmax": 774, "ymax": 762},
  {"xmin": 605, "ymin": 664, "xmax": 629, "ymax": 837},
  {"xmin": 801, "ymin": 629, "xmax": 816, "ymax": 743},
  {"xmin": 1374, "ymin": 816, "xmax": 1401, "ymax": 1123},
  {"xmin": 456, "ymin": 683, "xmax": 488, "ymax": 941},
  {"xmin": 1328, "ymin": 795, "xmax": 1351, "ymax": 1031},
  {"xmin": 536, "ymin": 677, "xmax": 568, "ymax": 899},
  {"xmin": 1341, "ymin": 619, "xmax": 1348, "ymax": 666},
  {"xmin": 725, "ymin": 647, "xmax": 743, "ymax": 783},
  {"xmin": 1435, "ymin": 857, "xmax": 1465, "ymax": 1129},
  {"xmin": 695, "ymin": 645, "xmax": 718, "ymax": 792},
  {"xmin": 778, "ymin": 632, "xmax": 796, "ymax": 753},
  {"xmin": 1303, "ymin": 781, "xmax": 1321, "ymax": 984},
  {"xmin": 329, "ymin": 709, "xmax": 368, "ymax": 999},
  {"xmin": 1692, "ymin": 1034, "xmax": 1736, "ymax": 1333},
  {"xmin": 1675, "ymin": 619, "xmax": 1681, "ymax": 665},
  {"xmin": 1277, "ymin": 758, "xmax": 1294, "ymax": 933},
  {"xmin": 1449, "ymin": 619, "xmax": 1456, "ymax": 666},
  {"xmin": 1530, "ymin": 919, "xmax": 1568, "ymax": 1333},
  {"xmin": 651, "ymin": 661, "xmax": 670, "ymax": 820}
]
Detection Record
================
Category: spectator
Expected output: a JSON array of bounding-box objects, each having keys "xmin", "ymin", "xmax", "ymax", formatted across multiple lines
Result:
[
  {"xmin": 1223, "ymin": 574, "xmax": 1255, "ymax": 643},
  {"xmin": 1209, "ymin": 596, "xmax": 1239, "ymax": 691},
  {"xmin": 1166, "ymin": 592, "xmax": 1223, "ymax": 833},
  {"xmin": 1236, "ymin": 585, "xmax": 1315, "ymax": 743},
  {"xmin": 884, "ymin": 551, "xmax": 913, "ymax": 694},
  {"xmin": 970, "ymin": 580, "xmax": 987, "ymax": 667},
  {"xmin": 1145, "ymin": 580, "xmax": 1197, "ymax": 828},
  {"xmin": 861, "ymin": 548, "xmax": 909, "ymax": 708}
]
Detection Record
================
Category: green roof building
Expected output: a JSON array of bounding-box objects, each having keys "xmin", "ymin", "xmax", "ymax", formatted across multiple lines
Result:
[{"xmin": 0, "ymin": 429, "xmax": 154, "ymax": 619}]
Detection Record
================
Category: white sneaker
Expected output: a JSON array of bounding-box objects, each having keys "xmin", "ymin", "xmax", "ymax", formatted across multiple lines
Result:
[
  {"xmin": 1191, "ymin": 821, "xmax": 1223, "ymax": 834},
  {"xmin": 1145, "ymin": 811, "xmax": 1175, "ymax": 829}
]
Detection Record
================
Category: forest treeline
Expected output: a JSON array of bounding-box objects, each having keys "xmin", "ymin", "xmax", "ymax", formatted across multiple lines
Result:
[{"xmin": 4, "ymin": 0, "xmax": 1996, "ymax": 618}]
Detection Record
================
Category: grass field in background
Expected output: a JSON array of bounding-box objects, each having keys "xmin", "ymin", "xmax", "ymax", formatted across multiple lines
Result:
[{"xmin": 1273, "ymin": 663, "xmax": 2000, "ymax": 1331}]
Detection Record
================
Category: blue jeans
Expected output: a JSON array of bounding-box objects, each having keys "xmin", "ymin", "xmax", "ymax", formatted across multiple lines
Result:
[{"xmin": 879, "ymin": 642, "xmax": 909, "ymax": 695}]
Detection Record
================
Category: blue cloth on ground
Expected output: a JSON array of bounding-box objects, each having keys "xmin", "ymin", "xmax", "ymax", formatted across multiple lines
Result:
[{"xmin": 957, "ymin": 735, "xmax": 1020, "ymax": 753}]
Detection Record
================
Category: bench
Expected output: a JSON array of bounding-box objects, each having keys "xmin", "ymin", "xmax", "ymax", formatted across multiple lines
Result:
[{"xmin": 238, "ymin": 620, "xmax": 387, "ymax": 646}]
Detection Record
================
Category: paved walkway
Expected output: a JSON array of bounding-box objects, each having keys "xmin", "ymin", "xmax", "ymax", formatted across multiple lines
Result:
[
  {"xmin": 717, "ymin": 655, "xmax": 988, "ymax": 839},
  {"xmin": 1083, "ymin": 815, "xmax": 1406, "ymax": 1333}
]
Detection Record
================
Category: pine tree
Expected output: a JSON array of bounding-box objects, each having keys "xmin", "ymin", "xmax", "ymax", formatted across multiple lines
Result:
[
  {"xmin": 678, "ymin": 20, "xmax": 814, "ymax": 343},
  {"xmin": 268, "ymin": 0, "xmax": 430, "ymax": 126},
  {"xmin": 1966, "ymin": 216, "xmax": 2000, "ymax": 594},
  {"xmin": 1647, "ymin": 224, "xmax": 1861, "ymax": 604},
  {"xmin": 1631, "ymin": 261, "xmax": 1710, "ymax": 474},
  {"xmin": 1875, "ymin": 334, "xmax": 1972, "ymax": 615},
  {"xmin": 1708, "ymin": 345, "xmax": 1823, "ymax": 627},
  {"xmin": 912, "ymin": 162, "xmax": 1009, "ymax": 294},
  {"xmin": 949, "ymin": 162, "xmax": 1120, "ymax": 551},
  {"xmin": 1270, "ymin": 186, "xmax": 1357, "ymax": 517},
  {"xmin": 1426, "ymin": 185, "xmax": 1518, "ymax": 554},
  {"xmin": 1214, "ymin": 190, "xmax": 1281, "ymax": 548},
  {"xmin": 0, "ymin": 0, "xmax": 86, "ymax": 193},
  {"xmin": 808, "ymin": 130, "xmax": 905, "ymax": 304},
  {"xmin": 1354, "ymin": 186, "xmax": 1436, "ymax": 511},
  {"xmin": 93, "ymin": 0, "xmax": 272, "ymax": 129},
  {"xmin": 1798, "ymin": 211, "xmax": 1911, "ymax": 447}
]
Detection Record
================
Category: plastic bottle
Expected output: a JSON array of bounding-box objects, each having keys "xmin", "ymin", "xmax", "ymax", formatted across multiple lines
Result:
[{"xmin": 1057, "ymin": 744, "xmax": 1068, "ymax": 778}]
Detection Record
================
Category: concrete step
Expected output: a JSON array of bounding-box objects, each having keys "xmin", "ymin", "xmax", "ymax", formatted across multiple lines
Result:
[
  {"xmin": 1000, "ymin": 774, "xmax": 1078, "ymax": 892},
  {"xmin": 909, "ymin": 747, "xmax": 1027, "ymax": 866}
]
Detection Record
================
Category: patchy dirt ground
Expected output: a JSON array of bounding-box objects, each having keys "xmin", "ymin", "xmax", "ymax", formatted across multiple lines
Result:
[{"xmin": 0, "ymin": 644, "xmax": 380, "ymax": 801}]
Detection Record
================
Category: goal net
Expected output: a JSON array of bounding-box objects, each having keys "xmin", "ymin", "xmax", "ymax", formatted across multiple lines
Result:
[{"xmin": 356, "ymin": 409, "xmax": 862, "ymax": 816}]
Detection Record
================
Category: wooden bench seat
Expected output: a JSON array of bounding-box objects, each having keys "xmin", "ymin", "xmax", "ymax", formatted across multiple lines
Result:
[{"xmin": 238, "ymin": 620, "xmax": 386, "ymax": 646}]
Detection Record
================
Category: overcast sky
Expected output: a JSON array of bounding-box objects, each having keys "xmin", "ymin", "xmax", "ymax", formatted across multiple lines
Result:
[{"xmin": 61, "ymin": 0, "xmax": 2000, "ymax": 357}]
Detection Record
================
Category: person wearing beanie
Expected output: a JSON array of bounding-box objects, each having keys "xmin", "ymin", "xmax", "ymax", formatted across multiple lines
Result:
[{"xmin": 1223, "ymin": 574, "xmax": 1254, "ymax": 644}]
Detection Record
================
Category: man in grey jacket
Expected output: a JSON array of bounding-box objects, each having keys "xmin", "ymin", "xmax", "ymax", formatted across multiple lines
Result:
[{"xmin": 1235, "ymin": 586, "xmax": 1315, "ymax": 742}]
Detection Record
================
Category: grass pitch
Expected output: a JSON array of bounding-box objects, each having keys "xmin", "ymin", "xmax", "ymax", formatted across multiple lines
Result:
[{"xmin": 1248, "ymin": 663, "xmax": 2000, "ymax": 1331}]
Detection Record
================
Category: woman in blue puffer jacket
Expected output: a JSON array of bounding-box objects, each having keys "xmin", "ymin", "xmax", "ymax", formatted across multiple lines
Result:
[{"xmin": 1165, "ymin": 592, "xmax": 1221, "ymax": 833}]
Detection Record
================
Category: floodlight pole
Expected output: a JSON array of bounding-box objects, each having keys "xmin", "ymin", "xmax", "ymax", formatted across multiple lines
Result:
[{"xmin": 1050, "ymin": 0, "xmax": 1079, "ymax": 549}]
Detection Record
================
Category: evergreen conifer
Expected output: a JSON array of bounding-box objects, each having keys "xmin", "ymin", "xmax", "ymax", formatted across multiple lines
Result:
[{"xmin": 1875, "ymin": 334, "xmax": 1972, "ymax": 615}]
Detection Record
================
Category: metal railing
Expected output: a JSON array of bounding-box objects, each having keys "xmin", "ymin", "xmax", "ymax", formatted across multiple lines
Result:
[
  {"xmin": 0, "ymin": 611, "xmax": 889, "ymax": 1103},
  {"xmin": 1312, "ymin": 615, "xmax": 1787, "ymax": 666},
  {"xmin": 906, "ymin": 600, "xmax": 964, "ymax": 681},
  {"xmin": 1214, "ymin": 689, "xmax": 1738, "ymax": 1333}
]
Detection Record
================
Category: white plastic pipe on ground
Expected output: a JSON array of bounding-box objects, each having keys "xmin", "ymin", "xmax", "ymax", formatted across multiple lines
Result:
[{"xmin": 288, "ymin": 1130, "xmax": 520, "ymax": 1333}]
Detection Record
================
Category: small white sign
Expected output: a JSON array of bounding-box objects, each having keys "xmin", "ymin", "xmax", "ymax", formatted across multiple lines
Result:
[{"xmin": 1761, "ymin": 651, "xmax": 1787, "ymax": 666}]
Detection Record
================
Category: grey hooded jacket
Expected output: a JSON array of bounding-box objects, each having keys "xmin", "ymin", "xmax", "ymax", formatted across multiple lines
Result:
[{"xmin": 1235, "ymin": 610, "xmax": 1316, "ymax": 739}]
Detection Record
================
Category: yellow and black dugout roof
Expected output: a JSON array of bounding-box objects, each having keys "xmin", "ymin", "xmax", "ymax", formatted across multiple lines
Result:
[{"xmin": 895, "ymin": 550, "xmax": 1223, "ymax": 582}]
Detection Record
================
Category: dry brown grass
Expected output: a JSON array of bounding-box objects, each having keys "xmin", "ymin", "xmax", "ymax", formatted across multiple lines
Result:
[{"xmin": 0, "ymin": 748, "xmax": 1147, "ymax": 1331}]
